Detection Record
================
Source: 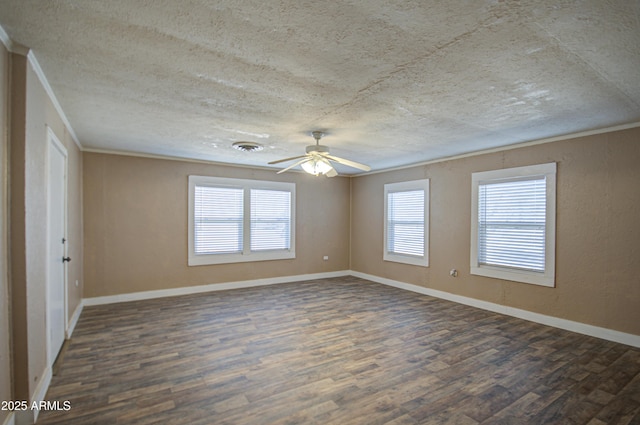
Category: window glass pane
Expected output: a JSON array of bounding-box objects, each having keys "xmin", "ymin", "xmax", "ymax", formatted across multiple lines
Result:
[
  {"xmin": 478, "ymin": 177, "xmax": 546, "ymax": 272},
  {"xmin": 251, "ymin": 189, "xmax": 291, "ymax": 251},
  {"xmin": 387, "ymin": 190, "xmax": 424, "ymax": 257},
  {"xmin": 194, "ymin": 186, "xmax": 243, "ymax": 254}
]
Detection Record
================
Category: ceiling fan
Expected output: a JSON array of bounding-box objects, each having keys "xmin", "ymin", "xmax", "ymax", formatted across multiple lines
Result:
[{"xmin": 268, "ymin": 131, "xmax": 371, "ymax": 177}]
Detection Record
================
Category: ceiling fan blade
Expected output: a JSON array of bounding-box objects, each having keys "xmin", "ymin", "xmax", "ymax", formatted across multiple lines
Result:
[
  {"xmin": 268, "ymin": 154, "xmax": 308, "ymax": 165},
  {"xmin": 276, "ymin": 157, "xmax": 310, "ymax": 174},
  {"xmin": 323, "ymin": 154, "xmax": 371, "ymax": 172},
  {"xmin": 325, "ymin": 167, "xmax": 339, "ymax": 177}
]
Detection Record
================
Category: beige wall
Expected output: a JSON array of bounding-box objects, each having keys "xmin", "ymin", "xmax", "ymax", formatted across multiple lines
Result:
[
  {"xmin": 85, "ymin": 129, "xmax": 640, "ymax": 339},
  {"xmin": 8, "ymin": 49, "xmax": 84, "ymax": 412},
  {"xmin": 0, "ymin": 40, "xmax": 11, "ymax": 425},
  {"xmin": 351, "ymin": 127, "xmax": 640, "ymax": 336},
  {"xmin": 83, "ymin": 153, "xmax": 350, "ymax": 297}
]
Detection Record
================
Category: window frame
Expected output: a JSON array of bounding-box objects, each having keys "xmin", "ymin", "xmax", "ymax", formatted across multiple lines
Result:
[
  {"xmin": 188, "ymin": 175, "xmax": 295, "ymax": 266},
  {"xmin": 470, "ymin": 163, "xmax": 556, "ymax": 287},
  {"xmin": 383, "ymin": 179, "xmax": 430, "ymax": 267}
]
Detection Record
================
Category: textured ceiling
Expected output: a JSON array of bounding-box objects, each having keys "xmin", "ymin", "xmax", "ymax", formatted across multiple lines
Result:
[{"xmin": 1, "ymin": 0, "xmax": 639, "ymax": 174}]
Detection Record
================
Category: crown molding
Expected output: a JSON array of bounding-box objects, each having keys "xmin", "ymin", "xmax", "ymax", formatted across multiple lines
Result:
[
  {"xmin": 26, "ymin": 50, "xmax": 82, "ymax": 150},
  {"xmin": 356, "ymin": 121, "xmax": 640, "ymax": 177},
  {"xmin": 0, "ymin": 24, "xmax": 28, "ymax": 55},
  {"xmin": 84, "ymin": 120, "xmax": 640, "ymax": 178},
  {"xmin": 0, "ymin": 24, "xmax": 10, "ymax": 51},
  {"xmin": 83, "ymin": 147, "xmax": 365, "ymax": 177},
  {"xmin": 83, "ymin": 147, "xmax": 351, "ymax": 178},
  {"xmin": 1, "ymin": 23, "xmax": 83, "ymax": 150},
  {"xmin": 82, "ymin": 147, "xmax": 293, "ymax": 171}
]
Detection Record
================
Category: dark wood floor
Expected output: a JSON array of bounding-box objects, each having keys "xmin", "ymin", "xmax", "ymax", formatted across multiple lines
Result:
[{"xmin": 39, "ymin": 276, "xmax": 640, "ymax": 424}]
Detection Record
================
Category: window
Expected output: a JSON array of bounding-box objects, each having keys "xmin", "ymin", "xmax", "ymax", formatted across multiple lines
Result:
[
  {"xmin": 470, "ymin": 163, "xmax": 556, "ymax": 287},
  {"xmin": 384, "ymin": 179, "xmax": 429, "ymax": 267},
  {"xmin": 188, "ymin": 176, "xmax": 295, "ymax": 265}
]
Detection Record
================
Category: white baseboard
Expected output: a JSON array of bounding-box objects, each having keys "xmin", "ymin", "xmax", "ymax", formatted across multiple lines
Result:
[
  {"xmin": 83, "ymin": 271, "xmax": 351, "ymax": 306},
  {"xmin": 351, "ymin": 271, "xmax": 640, "ymax": 349},
  {"xmin": 17, "ymin": 365, "xmax": 52, "ymax": 425},
  {"xmin": 66, "ymin": 301, "xmax": 83, "ymax": 339},
  {"xmin": 80, "ymin": 269, "xmax": 639, "ymax": 348}
]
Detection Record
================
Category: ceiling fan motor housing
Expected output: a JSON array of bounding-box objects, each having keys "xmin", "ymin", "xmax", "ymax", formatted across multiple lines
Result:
[{"xmin": 306, "ymin": 144, "xmax": 330, "ymax": 154}]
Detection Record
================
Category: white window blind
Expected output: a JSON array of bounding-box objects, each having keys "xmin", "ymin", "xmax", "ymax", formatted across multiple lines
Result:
[
  {"xmin": 387, "ymin": 190, "xmax": 425, "ymax": 257},
  {"xmin": 478, "ymin": 177, "xmax": 546, "ymax": 272},
  {"xmin": 188, "ymin": 176, "xmax": 296, "ymax": 266},
  {"xmin": 383, "ymin": 179, "xmax": 429, "ymax": 267},
  {"xmin": 250, "ymin": 189, "xmax": 291, "ymax": 252},
  {"xmin": 470, "ymin": 162, "xmax": 556, "ymax": 287},
  {"xmin": 193, "ymin": 186, "xmax": 243, "ymax": 255}
]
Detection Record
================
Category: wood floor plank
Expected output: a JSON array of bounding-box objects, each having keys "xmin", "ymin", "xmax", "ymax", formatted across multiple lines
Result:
[{"xmin": 37, "ymin": 276, "xmax": 640, "ymax": 424}]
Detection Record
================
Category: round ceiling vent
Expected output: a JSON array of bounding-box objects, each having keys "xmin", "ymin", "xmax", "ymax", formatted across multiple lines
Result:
[{"xmin": 232, "ymin": 141, "xmax": 264, "ymax": 152}]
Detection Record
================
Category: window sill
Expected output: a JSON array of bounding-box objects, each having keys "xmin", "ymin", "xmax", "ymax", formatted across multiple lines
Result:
[
  {"xmin": 384, "ymin": 253, "xmax": 429, "ymax": 267},
  {"xmin": 188, "ymin": 250, "xmax": 295, "ymax": 266},
  {"xmin": 471, "ymin": 265, "xmax": 554, "ymax": 287}
]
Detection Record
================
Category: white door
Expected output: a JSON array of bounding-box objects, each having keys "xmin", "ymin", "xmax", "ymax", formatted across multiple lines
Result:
[{"xmin": 47, "ymin": 129, "xmax": 67, "ymax": 364}]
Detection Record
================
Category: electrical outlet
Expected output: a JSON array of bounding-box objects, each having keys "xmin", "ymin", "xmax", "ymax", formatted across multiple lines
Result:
[
  {"xmin": 323, "ymin": 256, "xmax": 329, "ymax": 261},
  {"xmin": 75, "ymin": 279, "xmax": 79, "ymax": 287},
  {"xmin": 449, "ymin": 269, "xmax": 458, "ymax": 278}
]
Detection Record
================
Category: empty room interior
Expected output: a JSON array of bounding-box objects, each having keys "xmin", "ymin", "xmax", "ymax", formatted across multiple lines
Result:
[{"xmin": 1, "ymin": 1, "xmax": 640, "ymax": 424}]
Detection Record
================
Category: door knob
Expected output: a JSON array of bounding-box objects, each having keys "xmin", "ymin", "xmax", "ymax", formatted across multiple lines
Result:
[{"xmin": 62, "ymin": 257, "xmax": 71, "ymax": 263}]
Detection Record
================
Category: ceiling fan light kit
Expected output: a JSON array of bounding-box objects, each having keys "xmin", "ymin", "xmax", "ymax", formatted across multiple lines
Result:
[
  {"xmin": 301, "ymin": 157, "xmax": 335, "ymax": 176},
  {"xmin": 268, "ymin": 131, "xmax": 370, "ymax": 177}
]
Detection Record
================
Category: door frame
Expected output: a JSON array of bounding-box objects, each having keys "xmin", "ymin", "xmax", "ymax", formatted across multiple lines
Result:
[{"xmin": 46, "ymin": 126, "xmax": 68, "ymax": 366}]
